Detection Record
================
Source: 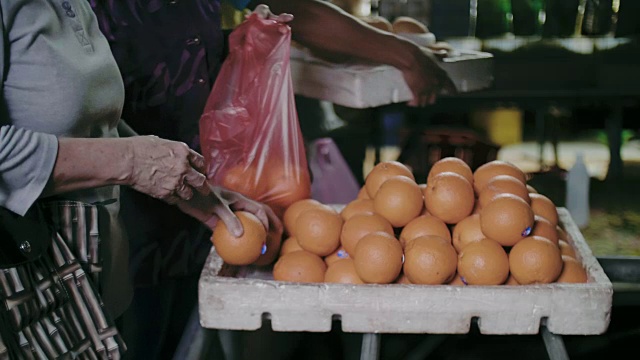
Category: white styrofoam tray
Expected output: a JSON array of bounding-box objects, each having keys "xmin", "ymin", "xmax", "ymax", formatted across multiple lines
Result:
[
  {"xmin": 289, "ymin": 47, "xmax": 494, "ymax": 109},
  {"xmin": 199, "ymin": 208, "xmax": 612, "ymax": 335}
]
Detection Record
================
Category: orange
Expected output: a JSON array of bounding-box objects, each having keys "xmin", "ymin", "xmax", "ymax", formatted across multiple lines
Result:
[
  {"xmin": 395, "ymin": 272, "xmax": 412, "ymax": 284},
  {"xmin": 324, "ymin": 246, "xmax": 350, "ymax": 266},
  {"xmin": 477, "ymin": 174, "xmax": 531, "ymax": 209},
  {"xmin": 356, "ymin": 186, "xmax": 370, "ymax": 200},
  {"xmin": 530, "ymin": 215, "xmax": 559, "ymax": 245},
  {"xmin": 399, "ymin": 214, "xmax": 451, "ymax": 249},
  {"xmin": 424, "ymin": 172, "xmax": 475, "ymax": 224},
  {"xmin": 556, "ymin": 255, "xmax": 588, "ymax": 283},
  {"xmin": 508, "ymin": 236, "xmax": 563, "ymax": 284},
  {"xmin": 557, "ymin": 225, "xmax": 569, "ymax": 242},
  {"xmin": 526, "ymin": 184, "xmax": 538, "ymax": 194},
  {"xmin": 403, "ymin": 235, "xmax": 458, "ymax": 285},
  {"xmin": 273, "ymin": 250, "xmax": 327, "ymax": 283},
  {"xmin": 353, "ymin": 231, "xmax": 403, "ymax": 284},
  {"xmin": 265, "ymin": 162, "xmax": 312, "ymax": 217},
  {"xmin": 558, "ymin": 240, "xmax": 577, "ymax": 259},
  {"xmin": 447, "ymin": 272, "xmax": 466, "ymax": 286},
  {"xmin": 211, "ymin": 211, "xmax": 267, "ymax": 265},
  {"xmin": 364, "ymin": 160, "xmax": 414, "ymax": 198},
  {"xmin": 295, "ymin": 205, "xmax": 343, "ymax": 257},
  {"xmin": 283, "ymin": 198, "xmax": 323, "ymax": 237},
  {"xmin": 253, "ymin": 229, "xmax": 282, "ymax": 266},
  {"xmin": 529, "ymin": 193, "xmax": 559, "ymax": 226},
  {"xmin": 279, "ymin": 236, "xmax": 303, "ymax": 256},
  {"xmin": 324, "ymin": 259, "xmax": 364, "ymax": 284},
  {"xmin": 340, "ymin": 213, "xmax": 394, "ymax": 255},
  {"xmin": 221, "ymin": 164, "xmax": 266, "ymax": 200},
  {"xmin": 457, "ymin": 238, "xmax": 509, "ymax": 285},
  {"xmin": 373, "ymin": 175, "xmax": 424, "ymax": 227},
  {"xmin": 340, "ymin": 198, "xmax": 375, "ymax": 221},
  {"xmin": 473, "ymin": 160, "xmax": 527, "ymax": 194},
  {"xmin": 427, "ymin": 157, "xmax": 473, "ymax": 185},
  {"xmin": 479, "ymin": 194, "xmax": 534, "ymax": 247},
  {"xmin": 451, "ymin": 214, "xmax": 485, "ymax": 252},
  {"xmin": 504, "ymin": 274, "xmax": 520, "ymax": 285}
]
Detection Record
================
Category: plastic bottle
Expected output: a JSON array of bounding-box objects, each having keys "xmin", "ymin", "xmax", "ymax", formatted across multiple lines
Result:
[{"xmin": 565, "ymin": 152, "xmax": 590, "ymax": 229}]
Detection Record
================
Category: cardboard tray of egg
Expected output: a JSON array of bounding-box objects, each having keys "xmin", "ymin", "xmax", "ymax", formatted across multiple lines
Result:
[
  {"xmin": 198, "ymin": 207, "xmax": 612, "ymax": 335},
  {"xmin": 289, "ymin": 46, "xmax": 494, "ymax": 109}
]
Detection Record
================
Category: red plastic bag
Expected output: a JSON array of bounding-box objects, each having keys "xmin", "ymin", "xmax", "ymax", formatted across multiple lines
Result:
[{"xmin": 199, "ymin": 12, "xmax": 310, "ymax": 218}]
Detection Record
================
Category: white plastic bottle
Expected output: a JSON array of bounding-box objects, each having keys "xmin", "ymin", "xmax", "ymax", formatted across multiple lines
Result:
[{"xmin": 565, "ymin": 152, "xmax": 590, "ymax": 229}]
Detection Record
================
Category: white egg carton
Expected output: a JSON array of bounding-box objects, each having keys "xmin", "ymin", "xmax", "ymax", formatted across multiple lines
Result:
[
  {"xmin": 199, "ymin": 208, "xmax": 612, "ymax": 335},
  {"xmin": 289, "ymin": 46, "xmax": 494, "ymax": 109}
]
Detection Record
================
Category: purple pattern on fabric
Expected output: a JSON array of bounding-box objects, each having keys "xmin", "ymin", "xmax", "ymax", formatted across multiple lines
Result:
[{"xmin": 89, "ymin": 0, "xmax": 224, "ymax": 147}]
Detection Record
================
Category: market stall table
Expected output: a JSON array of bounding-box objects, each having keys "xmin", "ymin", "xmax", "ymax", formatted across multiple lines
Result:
[{"xmin": 198, "ymin": 208, "xmax": 612, "ymax": 360}]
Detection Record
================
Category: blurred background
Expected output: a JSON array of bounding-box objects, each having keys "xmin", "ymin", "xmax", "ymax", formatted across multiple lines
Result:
[{"xmin": 301, "ymin": 1, "xmax": 640, "ymax": 357}]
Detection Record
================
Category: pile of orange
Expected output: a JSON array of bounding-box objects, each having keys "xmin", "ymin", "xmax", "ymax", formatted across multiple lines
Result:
[{"xmin": 215, "ymin": 158, "xmax": 589, "ymax": 286}]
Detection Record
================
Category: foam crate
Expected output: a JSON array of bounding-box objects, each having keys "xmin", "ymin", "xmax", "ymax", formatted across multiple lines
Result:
[
  {"xmin": 199, "ymin": 208, "xmax": 612, "ymax": 335},
  {"xmin": 289, "ymin": 47, "xmax": 493, "ymax": 109}
]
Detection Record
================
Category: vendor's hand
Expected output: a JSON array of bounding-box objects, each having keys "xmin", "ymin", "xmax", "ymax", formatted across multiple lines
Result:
[
  {"xmin": 401, "ymin": 47, "xmax": 457, "ymax": 107},
  {"xmin": 252, "ymin": 4, "xmax": 293, "ymax": 23},
  {"xmin": 176, "ymin": 184, "xmax": 283, "ymax": 239},
  {"xmin": 125, "ymin": 136, "xmax": 207, "ymax": 204}
]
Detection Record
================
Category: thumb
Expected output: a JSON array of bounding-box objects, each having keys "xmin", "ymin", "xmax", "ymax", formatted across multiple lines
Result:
[{"xmin": 216, "ymin": 208, "xmax": 244, "ymax": 237}]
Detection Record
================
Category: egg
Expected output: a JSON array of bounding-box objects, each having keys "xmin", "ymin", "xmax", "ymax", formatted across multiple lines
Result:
[
  {"xmin": 457, "ymin": 238, "xmax": 510, "ymax": 285},
  {"xmin": 399, "ymin": 214, "xmax": 451, "ymax": 249},
  {"xmin": 479, "ymin": 193, "xmax": 534, "ymax": 247},
  {"xmin": 340, "ymin": 213, "xmax": 394, "ymax": 255},
  {"xmin": 340, "ymin": 198, "xmax": 375, "ymax": 221},
  {"xmin": 451, "ymin": 214, "xmax": 485, "ymax": 252},
  {"xmin": 403, "ymin": 235, "xmax": 458, "ymax": 285},
  {"xmin": 508, "ymin": 236, "xmax": 563, "ymax": 284},
  {"xmin": 295, "ymin": 205, "xmax": 343, "ymax": 257},
  {"xmin": 211, "ymin": 211, "xmax": 267, "ymax": 265},
  {"xmin": 427, "ymin": 157, "xmax": 473, "ymax": 184},
  {"xmin": 364, "ymin": 160, "xmax": 414, "ymax": 198},
  {"xmin": 424, "ymin": 172, "xmax": 475, "ymax": 224},
  {"xmin": 324, "ymin": 259, "xmax": 364, "ymax": 284},
  {"xmin": 556, "ymin": 255, "xmax": 588, "ymax": 283},
  {"xmin": 529, "ymin": 193, "xmax": 559, "ymax": 226},
  {"xmin": 473, "ymin": 160, "xmax": 527, "ymax": 194},
  {"xmin": 373, "ymin": 175, "xmax": 424, "ymax": 228},
  {"xmin": 477, "ymin": 174, "xmax": 531, "ymax": 209},
  {"xmin": 283, "ymin": 198, "xmax": 323, "ymax": 237},
  {"xmin": 353, "ymin": 231, "xmax": 403, "ymax": 284},
  {"xmin": 273, "ymin": 250, "xmax": 327, "ymax": 283}
]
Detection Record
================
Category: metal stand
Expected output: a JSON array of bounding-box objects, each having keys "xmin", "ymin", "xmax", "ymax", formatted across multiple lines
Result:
[{"xmin": 360, "ymin": 333, "xmax": 381, "ymax": 360}]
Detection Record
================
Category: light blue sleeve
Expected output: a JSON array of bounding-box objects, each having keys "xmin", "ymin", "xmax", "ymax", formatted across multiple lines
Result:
[
  {"xmin": 227, "ymin": 0, "xmax": 253, "ymax": 10},
  {"xmin": 1, "ymin": 6, "xmax": 59, "ymax": 215},
  {"xmin": 0, "ymin": 126, "xmax": 59, "ymax": 216}
]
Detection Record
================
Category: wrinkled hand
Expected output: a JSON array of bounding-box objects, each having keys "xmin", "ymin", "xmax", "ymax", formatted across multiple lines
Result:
[
  {"xmin": 177, "ymin": 184, "xmax": 283, "ymax": 239},
  {"xmin": 126, "ymin": 136, "xmax": 207, "ymax": 204},
  {"xmin": 401, "ymin": 47, "xmax": 458, "ymax": 107}
]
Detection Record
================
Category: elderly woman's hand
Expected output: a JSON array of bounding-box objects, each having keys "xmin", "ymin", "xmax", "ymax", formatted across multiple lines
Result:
[
  {"xmin": 176, "ymin": 184, "xmax": 283, "ymax": 239},
  {"xmin": 125, "ymin": 136, "xmax": 207, "ymax": 203}
]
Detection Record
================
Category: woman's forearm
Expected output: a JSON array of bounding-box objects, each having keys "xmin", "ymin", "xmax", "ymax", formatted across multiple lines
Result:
[
  {"xmin": 262, "ymin": 0, "xmax": 422, "ymax": 71},
  {"xmin": 42, "ymin": 137, "xmax": 133, "ymax": 196}
]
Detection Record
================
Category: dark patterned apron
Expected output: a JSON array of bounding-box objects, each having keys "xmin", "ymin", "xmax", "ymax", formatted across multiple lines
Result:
[{"xmin": 0, "ymin": 201, "xmax": 125, "ymax": 359}]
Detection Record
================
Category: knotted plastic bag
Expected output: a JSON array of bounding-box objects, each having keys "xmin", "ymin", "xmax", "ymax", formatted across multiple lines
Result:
[{"xmin": 200, "ymin": 9, "xmax": 310, "ymax": 218}]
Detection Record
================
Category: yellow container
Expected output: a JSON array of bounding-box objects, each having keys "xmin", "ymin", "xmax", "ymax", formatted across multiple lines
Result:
[{"xmin": 470, "ymin": 107, "xmax": 523, "ymax": 146}]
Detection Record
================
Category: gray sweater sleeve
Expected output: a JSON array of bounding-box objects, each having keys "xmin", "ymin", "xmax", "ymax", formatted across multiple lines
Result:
[{"xmin": 0, "ymin": 125, "xmax": 58, "ymax": 215}]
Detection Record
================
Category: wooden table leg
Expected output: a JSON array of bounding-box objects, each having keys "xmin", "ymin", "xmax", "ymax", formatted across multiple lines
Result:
[{"xmin": 606, "ymin": 105, "xmax": 624, "ymax": 182}]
